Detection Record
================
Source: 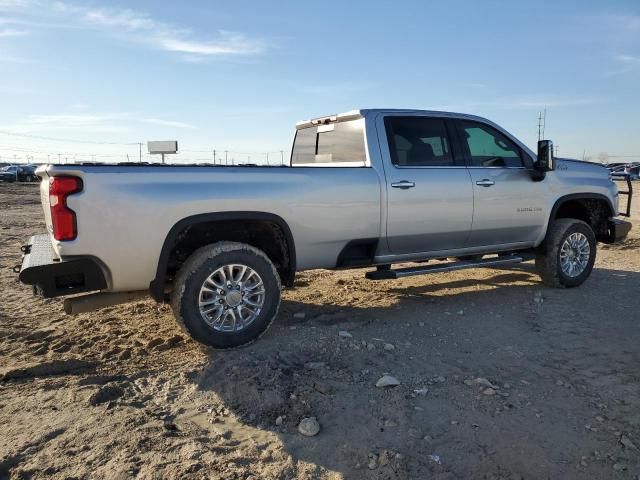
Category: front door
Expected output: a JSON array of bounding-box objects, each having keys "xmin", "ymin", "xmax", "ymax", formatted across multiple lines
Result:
[
  {"xmin": 382, "ymin": 116, "xmax": 474, "ymax": 254},
  {"xmin": 455, "ymin": 119, "xmax": 546, "ymax": 246}
]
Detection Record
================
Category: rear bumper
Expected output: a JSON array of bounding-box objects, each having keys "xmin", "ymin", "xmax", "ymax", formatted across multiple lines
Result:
[
  {"xmin": 605, "ymin": 219, "xmax": 632, "ymax": 244},
  {"xmin": 17, "ymin": 234, "xmax": 107, "ymax": 298}
]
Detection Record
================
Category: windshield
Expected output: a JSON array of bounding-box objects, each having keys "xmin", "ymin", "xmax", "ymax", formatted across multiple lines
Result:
[{"xmin": 1, "ymin": 166, "xmax": 16, "ymax": 172}]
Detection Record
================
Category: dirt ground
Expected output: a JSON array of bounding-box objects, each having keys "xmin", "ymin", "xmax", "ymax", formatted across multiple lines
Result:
[{"xmin": 1, "ymin": 182, "xmax": 639, "ymax": 480}]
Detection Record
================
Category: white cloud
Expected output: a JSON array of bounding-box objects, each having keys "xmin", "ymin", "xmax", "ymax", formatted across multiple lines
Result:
[
  {"xmin": 0, "ymin": 28, "xmax": 29, "ymax": 37},
  {"xmin": 606, "ymin": 54, "xmax": 640, "ymax": 77},
  {"xmin": 0, "ymin": 49, "xmax": 31, "ymax": 62},
  {"xmin": 508, "ymin": 96, "xmax": 602, "ymax": 109},
  {"xmin": 51, "ymin": 2, "xmax": 267, "ymax": 60},
  {"xmin": 0, "ymin": 1, "xmax": 268, "ymax": 60},
  {"xmin": 157, "ymin": 32, "xmax": 264, "ymax": 56},
  {"xmin": 300, "ymin": 82, "xmax": 377, "ymax": 97},
  {"xmin": 430, "ymin": 95, "xmax": 602, "ymax": 112},
  {"xmin": 618, "ymin": 14, "xmax": 640, "ymax": 30},
  {"xmin": 1, "ymin": 112, "xmax": 197, "ymax": 133},
  {"xmin": 140, "ymin": 118, "xmax": 196, "ymax": 129},
  {"xmin": 0, "ymin": 0, "xmax": 32, "ymax": 9},
  {"xmin": 0, "ymin": 84, "xmax": 36, "ymax": 94},
  {"xmin": 617, "ymin": 54, "xmax": 640, "ymax": 63},
  {"xmin": 25, "ymin": 113, "xmax": 127, "ymax": 127}
]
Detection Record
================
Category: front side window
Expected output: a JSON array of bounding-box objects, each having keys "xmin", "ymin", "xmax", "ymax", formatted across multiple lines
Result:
[
  {"xmin": 459, "ymin": 120, "xmax": 523, "ymax": 167},
  {"xmin": 385, "ymin": 117, "xmax": 453, "ymax": 167},
  {"xmin": 291, "ymin": 119, "xmax": 367, "ymax": 166}
]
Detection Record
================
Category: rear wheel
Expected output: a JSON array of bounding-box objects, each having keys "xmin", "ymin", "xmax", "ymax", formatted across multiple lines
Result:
[
  {"xmin": 535, "ymin": 219, "xmax": 596, "ymax": 288},
  {"xmin": 171, "ymin": 241, "xmax": 281, "ymax": 348}
]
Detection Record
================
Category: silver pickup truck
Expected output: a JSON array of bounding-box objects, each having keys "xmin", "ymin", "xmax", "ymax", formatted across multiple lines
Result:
[{"xmin": 17, "ymin": 109, "xmax": 633, "ymax": 348}]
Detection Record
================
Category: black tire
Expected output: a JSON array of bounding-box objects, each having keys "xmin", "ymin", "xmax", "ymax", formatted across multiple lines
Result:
[
  {"xmin": 535, "ymin": 219, "xmax": 596, "ymax": 288},
  {"xmin": 171, "ymin": 241, "xmax": 281, "ymax": 349}
]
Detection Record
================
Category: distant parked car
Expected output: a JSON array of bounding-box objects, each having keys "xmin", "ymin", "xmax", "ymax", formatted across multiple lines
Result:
[
  {"xmin": 607, "ymin": 162, "xmax": 626, "ymax": 170},
  {"xmin": 608, "ymin": 162, "xmax": 640, "ymax": 181},
  {"xmin": 0, "ymin": 165, "xmax": 39, "ymax": 182},
  {"xmin": 627, "ymin": 164, "xmax": 640, "ymax": 180},
  {"xmin": 17, "ymin": 165, "xmax": 39, "ymax": 182},
  {"xmin": 0, "ymin": 166, "xmax": 18, "ymax": 182}
]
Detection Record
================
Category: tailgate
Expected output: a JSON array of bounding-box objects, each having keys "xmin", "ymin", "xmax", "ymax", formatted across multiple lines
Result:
[{"xmin": 36, "ymin": 167, "xmax": 55, "ymax": 241}]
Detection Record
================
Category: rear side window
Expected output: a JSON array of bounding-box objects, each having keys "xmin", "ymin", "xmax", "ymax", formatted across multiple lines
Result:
[
  {"xmin": 458, "ymin": 120, "xmax": 523, "ymax": 167},
  {"xmin": 385, "ymin": 117, "xmax": 453, "ymax": 167},
  {"xmin": 291, "ymin": 119, "xmax": 367, "ymax": 166}
]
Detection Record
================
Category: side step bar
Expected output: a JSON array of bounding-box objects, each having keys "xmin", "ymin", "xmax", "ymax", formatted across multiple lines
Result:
[{"xmin": 365, "ymin": 254, "xmax": 533, "ymax": 280}]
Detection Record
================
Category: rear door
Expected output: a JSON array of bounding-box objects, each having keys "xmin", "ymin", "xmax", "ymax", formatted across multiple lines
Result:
[
  {"xmin": 381, "ymin": 115, "xmax": 474, "ymax": 254},
  {"xmin": 455, "ymin": 119, "xmax": 546, "ymax": 246}
]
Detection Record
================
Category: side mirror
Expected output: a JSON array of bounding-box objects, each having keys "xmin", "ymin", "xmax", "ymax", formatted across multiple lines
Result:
[{"xmin": 537, "ymin": 140, "xmax": 555, "ymax": 172}]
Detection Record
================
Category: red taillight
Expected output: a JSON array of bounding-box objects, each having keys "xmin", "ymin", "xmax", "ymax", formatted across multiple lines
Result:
[{"xmin": 49, "ymin": 176, "xmax": 83, "ymax": 241}]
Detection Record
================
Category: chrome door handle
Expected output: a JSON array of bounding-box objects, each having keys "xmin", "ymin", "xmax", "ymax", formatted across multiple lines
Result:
[
  {"xmin": 476, "ymin": 179, "xmax": 495, "ymax": 187},
  {"xmin": 391, "ymin": 181, "xmax": 415, "ymax": 189}
]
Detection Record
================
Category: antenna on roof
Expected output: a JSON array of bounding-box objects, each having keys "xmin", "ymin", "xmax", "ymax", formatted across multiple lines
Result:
[{"xmin": 537, "ymin": 109, "xmax": 547, "ymax": 141}]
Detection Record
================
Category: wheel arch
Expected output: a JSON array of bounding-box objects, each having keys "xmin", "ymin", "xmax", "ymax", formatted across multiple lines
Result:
[
  {"xmin": 149, "ymin": 212, "xmax": 296, "ymax": 302},
  {"xmin": 544, "ymin": 193, "xmax": 615, "ymax": 243}
]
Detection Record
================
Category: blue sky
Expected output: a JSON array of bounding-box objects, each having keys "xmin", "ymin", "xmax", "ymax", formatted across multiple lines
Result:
[{"xmin": 0, "ymin": 0, "xmax": 638, "ymax": 164}]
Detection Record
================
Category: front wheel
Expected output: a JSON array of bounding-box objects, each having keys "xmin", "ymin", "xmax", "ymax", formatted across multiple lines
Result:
[
  {"xmin": 535, "ymin": 219, "xmax": 596, "ymax": 288},
  {"xmin": 171, "ymin": 242, "xmax": 281, "ymax": 348}
]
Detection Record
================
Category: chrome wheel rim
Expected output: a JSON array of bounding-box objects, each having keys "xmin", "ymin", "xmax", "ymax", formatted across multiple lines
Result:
[
  {"xmin": 198, "ymin": 264, "xmax": 265, "ymax": 332},
  {"xmin": 559, "ymin": 232, "xmax": 590, "ymax": 278}
]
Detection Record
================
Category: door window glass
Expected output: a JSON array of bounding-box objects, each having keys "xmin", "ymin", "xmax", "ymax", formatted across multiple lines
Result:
[
  {"xmin": 385, "ymin": 117, "xmax": 453, "ymax": 167},
  {"xmin": 459, "ymin": 121, "xmax": 523, "ymax": 167}
]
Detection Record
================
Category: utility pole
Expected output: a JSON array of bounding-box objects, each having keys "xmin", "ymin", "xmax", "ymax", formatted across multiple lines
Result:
[
  {"xmin": 213, "ymin": 149, "xmax": 216, "ymax": 164},
  {"xmin": 266, "ymin": 152, "xmax": 269, "ymax": 166},
  {"xmin": 280, "ymin": 150, "xmax": 285, "ymax": 165},
  {"xmin": 224, "ymin": 150, "xmax": 228, "ymax": 165},
  {"xmin": 138, "ymin": 142, "xmax": 143, "ymax": 163}
]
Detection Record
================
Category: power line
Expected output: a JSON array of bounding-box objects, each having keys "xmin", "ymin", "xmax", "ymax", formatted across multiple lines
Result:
[
  {"xmin": 0, "ymin": 140, "xmax": 291, "ymax": 165},
  {"xmin": 0, "ymin": 144, "xmax": 132, "ymax": 157},
  {"xmin": 0, "ymin": 130, "xmax": 139, "ymax": 145}
]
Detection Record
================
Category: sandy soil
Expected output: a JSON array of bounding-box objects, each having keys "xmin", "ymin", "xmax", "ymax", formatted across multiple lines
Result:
[{"xmin": 1, "ymin": 182, "xmax": 639, "ymax": 480}]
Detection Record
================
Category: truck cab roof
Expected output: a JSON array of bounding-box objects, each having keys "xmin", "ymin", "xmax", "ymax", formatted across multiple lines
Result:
[{"xmin": 296, "ymin": 108, "xmax": 495, "ymax": 130}]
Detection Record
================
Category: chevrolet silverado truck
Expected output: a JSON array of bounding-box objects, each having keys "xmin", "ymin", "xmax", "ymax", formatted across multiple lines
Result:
[{"xmin": 16, "ymin": 109, "xmax": 633, "ymax": 348}]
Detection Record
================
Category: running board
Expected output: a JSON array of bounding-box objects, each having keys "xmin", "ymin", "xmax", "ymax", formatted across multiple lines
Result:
[{"xmin": 365, "ymin": 255, "xmax": 531, "ymax": 280}]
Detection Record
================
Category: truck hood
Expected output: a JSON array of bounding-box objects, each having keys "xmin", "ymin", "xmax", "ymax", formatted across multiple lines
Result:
[{"xmin": 555, "ymin": 158, "xmax": 609, "ymax": 177}]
